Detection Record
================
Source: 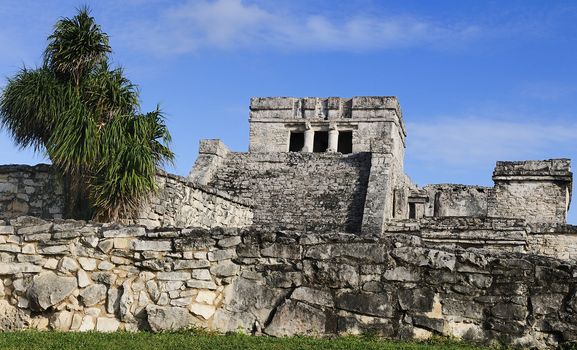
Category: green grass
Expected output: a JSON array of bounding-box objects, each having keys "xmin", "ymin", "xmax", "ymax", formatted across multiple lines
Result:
[{"xmin": 0, "ymin": 330, "xmax": 493, "ymax": 350}]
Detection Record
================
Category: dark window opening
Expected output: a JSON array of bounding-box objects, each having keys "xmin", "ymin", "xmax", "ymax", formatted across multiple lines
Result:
[
  {"xmin": 289, "ymin": 132, "xmax": 304, "ymax": 152},
  {"xmin": 392, "ymin": 191, "xmax": 396, "ymax": 218},
  {"xmin": 409, "ymin": 202, "xmax": 416, "ymax": 219},
  {"xmin": 313, "ymin": 131, "xmax": 329, "ymax": 152},
  {"xmin": 433, "ymin": 192, "xmax": 441, "ymax": 217},
  {"xmin": 337, "ymin": 131, "xmax": 353, "ymax": 154}
]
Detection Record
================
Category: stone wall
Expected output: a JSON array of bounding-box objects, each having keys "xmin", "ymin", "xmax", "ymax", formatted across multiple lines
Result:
[
  {"xmin": 1, "ymin": 217, "xmax": 577, "ymax": 348},
  {"xmin": 526, "ymin": 223, "xmax": 577, "ymax": 261},
  {"xmin": 204, "ymin": 152, "xmax": 371, "ymax": 233},
  {"xmin": 423, "ymin": 185, "xmax": 490, "ymax": 218},
  {"xmin": 134, "ymin": 171, "xmax": 253, "ymax": 229},
  {"xmin": 0, "ymin": 165, "xmax": 64, "ymax": 220},
  {"xmin": 488, "ymin": 159, "xmax": 572, "ymax": 224},
  {"xmin": 384, "ymin": 217, "xmax": 528, "ymax": 253},
  {"xmin": 0, "ymin": 164, "xmax": 252, "ymax": 229}
]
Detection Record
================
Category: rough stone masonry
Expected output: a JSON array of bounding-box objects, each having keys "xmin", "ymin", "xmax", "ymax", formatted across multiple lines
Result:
[{"xmin": 0, "ymin": 96, "xmax": 575, "ymax": 349}]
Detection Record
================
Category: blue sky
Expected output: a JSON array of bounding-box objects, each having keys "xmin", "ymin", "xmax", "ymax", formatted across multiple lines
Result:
[{"xmin": 0, "ymin": 0, "xmax": 576, "ymax": 223}]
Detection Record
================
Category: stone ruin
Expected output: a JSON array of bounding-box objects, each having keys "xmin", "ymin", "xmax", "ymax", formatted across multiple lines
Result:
[{"xmin": 0, "ymin": 96, "xmax": 575, "ymax": 348}]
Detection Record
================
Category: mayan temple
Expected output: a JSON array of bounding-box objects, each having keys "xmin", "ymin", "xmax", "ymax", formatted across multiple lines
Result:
[{"xmin": 0, "ymin": 96, "xmax": 575, "ymax": 348}]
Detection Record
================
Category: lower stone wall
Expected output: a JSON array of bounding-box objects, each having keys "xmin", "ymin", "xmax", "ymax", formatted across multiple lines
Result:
[
  {"xmin": 384, "ymin": 217, "xmax": 528, "ymax": 253},
  {"xmin": 134, "ymin": 172, "xmax": 253, "ymax": 229},
  {"xmin": 1, "ymin": 217, "xmax": 577, "ymax": 348}
]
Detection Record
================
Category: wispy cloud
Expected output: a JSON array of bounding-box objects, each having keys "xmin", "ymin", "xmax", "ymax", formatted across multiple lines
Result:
[
  {"xmin": 519, "ymin": 81, "xmax": 577, "ymax": 101},
  {"xmin": 116, "ymin": 0, "xmax": 480, "ymax": 55},
  {"xmin": 407, "ymin": 117, "xmax": 577, "ymax": 167}
]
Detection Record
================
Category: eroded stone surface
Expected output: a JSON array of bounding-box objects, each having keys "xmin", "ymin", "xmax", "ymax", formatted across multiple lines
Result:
[
  {"xmin": 27, "ymin": 272, "xmax": 76, "ymax": 311},
  {"xmin": 265, "ymin": 300, "xmax": 326, "ymax": 337},
  {"xmin": 146, "ymin": 305, "xmax": 193, "ymax": 332}
]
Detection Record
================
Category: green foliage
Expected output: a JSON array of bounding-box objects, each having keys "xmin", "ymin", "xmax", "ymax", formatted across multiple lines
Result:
[
  {"xmin": 0, "ymin": 331, "xmax": 491, "ymax": 350},
  {"xmin": 0, "ymin": 7, "xmax": 173, "ymax": 221}
]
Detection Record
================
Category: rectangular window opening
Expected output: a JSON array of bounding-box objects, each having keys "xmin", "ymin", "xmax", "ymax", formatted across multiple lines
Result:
[
  {"xmin": 409, "ymin": 202, "xmax": 416, "ymax": 219},
  {"xmin": 337, "ymin": 131, "xmax": 353, "ymax": 154},
  {"xmin": 313, "ymin": 131, "xmax": 329, "ymax": 153},
  {"xmin": 289, "ymin": 132, "xmax": 305, "ymax": 152}
]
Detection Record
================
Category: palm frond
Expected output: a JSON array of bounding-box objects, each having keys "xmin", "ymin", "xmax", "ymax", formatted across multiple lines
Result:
[{"xmin": 44, "ymin": 6, "xmax": 111, "ymax": 85}]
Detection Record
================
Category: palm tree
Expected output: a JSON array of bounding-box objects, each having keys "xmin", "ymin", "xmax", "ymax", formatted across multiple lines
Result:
[{"xmin": 0, "ymin": 7, "xmax": 173, "ymax": 221}]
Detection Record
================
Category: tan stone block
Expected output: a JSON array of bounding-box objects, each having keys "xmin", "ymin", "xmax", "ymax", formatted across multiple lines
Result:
[{"xmin": 189, "ymin": 303, "xmax": 215, "ymax": 320}]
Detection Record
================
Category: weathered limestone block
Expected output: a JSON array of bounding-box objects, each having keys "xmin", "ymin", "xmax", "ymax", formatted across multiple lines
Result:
[
  {"xmin": 335, "ymin": 291, "xmax": 393, "ymax": 318},
  {"xmin": 218, "ymin": 236, "xmax": 242, "ymax": 248},
  {"xmin": 532, "ymin": 293, "xmax": 565, "ymax": 315},
  {"xmin": 196, "ymin": 290, "xmax": 217, "ymax": 304},
  {"xmin": 0, "ymin": 300, "xmax": 30, "ymax": 331},
  {"xmin": 221, "ymin": 278, "xmax": 289, "ymax": 331},
  {"xmin": 50, "ymin": 310, "xmax": 73, "ymax": 331},
  {"xmin": 27, "ymin": 272, "xmax": 77, "ymax": 311},
  {"xmin": 261, "ymin": 244, "xmax": 302, "ymax": 260},
  {"xmin": 79, "ymin": 284, "xmax": 107, "ymax": 306},
  {"xmin": 96, "ymin": 317, "xmax": 120, "ymax": 332},
  {"xmin": 210, "ymin": 261, "xmax": 240, "ymax": 277},
  {"xmin": 305, "ymin": 243, "xmax": 388, "ymax": 263},
  {"xmin": 337, "ymin": 311, "xmax": 396, "ymax": 337},
  {"xmin": 107, "ymin": 287, "xmax": 120, "ymax": 314},
  {"xmin": 265, "ymin": 300, "xmax": 326, "ymax": 337},
  {"xmin": 398, "ymin": 288, "xmax": 435, "ymax": 313},
  {"xmin": 132, "ymin": 240, "xmax": 172, "ymax": 252},
  {"xmin": 157, "ymin": 272, "xmax": 191, "ymax": 281},
  {"xmin": 208, "ymin": 248, "xmax": 236, "ymax": 262},
  {"xmin": 59, "ymin": 257, "xmax": 79, "ymax": 272},
  {"xmin": 186, "ymin": 280, "xmax": 217, "ymax": 290},
  {"xmin": 189, "ymin": 303, "xmax": 216, "ymax": 320},
  {"xmin": 79, "ymin": 315, "xmax": 95, "ymax": 331},
  {"xmin": 146, "ymin": 305, "xmax": 193, "ymax": 332},
  {"xmin": 173, "ymin": 259, "xmax": 210, "ymax": 270},
  {"xmin": 392, "ymin": 246, "xmax": 456, "ymax": 271},
  {"xmin": 383, "ymin": 266, "xmax": 421, "ymax": 282},
  {"xmin": 303, "ymin": 260, "xmax": 359, "ymax": 288},
  {"xmin": 442, "ymin": 298, "xmax": 484, "ymax": 320},
  {"xmin": 0, "ymin": 263, "xmax": 41, "ymax": 275},
  {"xmin": 119, "ymin": 282, "xmax": 134, "ymax": 322},
  {"xmin": 191, "ymin": 269, "xmax": 212, "ymax": 281},
  {"xmin": 77, "ymin": 270, "xmax": 91, "ymax": 288},
  {"xmin": 412, "ymin": 315, "xmax": 445, "ymax": 333},
  {"xmin": 291, "ymin": 286, "xmax": 334, "ymax": 308},
  {"xmin": 102, "ymin": 226, "xmax": 146, "ymax": 238}
]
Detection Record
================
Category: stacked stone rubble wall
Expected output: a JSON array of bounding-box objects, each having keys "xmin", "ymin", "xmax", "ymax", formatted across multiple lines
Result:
[
  {"xmin": 134, "ymin": 171, "xmax": 253, "ymax": 229},
  {"xmin": 0, "ymin": 217, "xmax": 577, "ymax": 348},
  {"xmin": 0, "ymin": 165, "xmax": 252, "ymax": 229},
  {"xmin": 0, "ymin": 165, "xmax": 64, "ymax": 220},
  {"xmin": 526, "ymin": 223, "xmax": 577, "ymax": 261}
]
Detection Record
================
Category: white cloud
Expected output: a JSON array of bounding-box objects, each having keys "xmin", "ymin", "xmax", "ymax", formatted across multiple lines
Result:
[
  {"xmin": 519, "ymin": 81, "xmax": 577, "ymax": 101},
  {"xmin": 117, "ymin": 0, "xmax": 480, "ymax": 55},
  {"xmin": 406, "ymin": 117, "xmax": 577, "ymax": 167}
]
